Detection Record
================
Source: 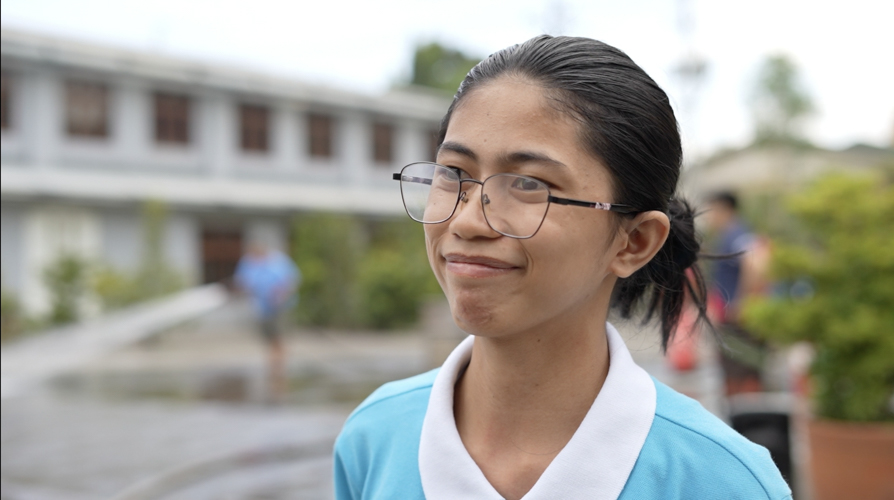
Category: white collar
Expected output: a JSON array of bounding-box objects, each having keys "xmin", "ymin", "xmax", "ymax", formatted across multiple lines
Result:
[{"xmin": 418, "ymin": 323, "xmax": 656, "ymax": 499}]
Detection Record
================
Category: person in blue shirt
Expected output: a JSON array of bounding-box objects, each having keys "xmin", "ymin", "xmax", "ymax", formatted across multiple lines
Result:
[
  {"xmin": 335, "ymin": 35, "xmax": 791, "ymax": 499},
  {"xmin": 705, "ymin": 191, "xmax": 770, "ymax": 396},
  {"xmin": 706, "ymin": 191, "xmax": 756, "ymax": 315},
  {"xmin": 234, "ymin": 242, "xmax": 300, "ymax": 401}
]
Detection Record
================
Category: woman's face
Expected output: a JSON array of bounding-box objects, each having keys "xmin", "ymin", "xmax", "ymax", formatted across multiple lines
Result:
[{"xmin": 426, "ymin": 76, "xmax": 629, "ymax": 338}]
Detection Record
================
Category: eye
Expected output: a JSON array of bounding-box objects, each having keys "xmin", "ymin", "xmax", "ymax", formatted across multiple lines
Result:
[
  {"xmin": 441, "ymin": 166, "xmax": 461, "ymax": 180},
  {"xmin": 431, "ymin": 165, "xmax": 461, "ymax": 191},
  {"xmin": 435, "ymin": 165, "xmax": 466, "ymax": 180},
  {"xmin": 509, "ymin": 176, "xmax": 546, "ymax": 191}
]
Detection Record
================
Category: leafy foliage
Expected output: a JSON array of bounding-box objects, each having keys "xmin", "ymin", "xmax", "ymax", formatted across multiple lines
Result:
[
  {"xmin": 1, "ymin": 283, "xmax": 27, "ymax": 341},
  {"xmin": 742, "ymin": 173, "xmax": 894, "ymax": 421},
  {"xmin": 410, "ymin": 42, "xmax": 481, "ymax": 94},
  {"xmin": 291, "ymin": 214, "xmax": 440, "ymax": 329},
  {"xmin": 92, "ymin": 265, "xmax": 183, "ymax": 311},
  {"xmin": 750, "ymin": 54, "xmax": 815, "ymax": 145},
  {"xmin": 43, "ymin": 254, "xmax": 90, "ymax": 325},
  {"xmin": 358, "ymin": 219, "xmax": 440, "ymax": 329},
  {"xmin": 93, "ymin": 200, "xmax": 184, "ymax": 310},
  {"xmin": 290, "ymin": 213, "xmax": 363, "ymax": 327}
]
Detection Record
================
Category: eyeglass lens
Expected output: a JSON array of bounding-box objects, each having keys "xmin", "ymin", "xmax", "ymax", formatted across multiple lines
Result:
[{"xmin": 399, "ymin": 163, "xmax": 551, "ymax": 238}]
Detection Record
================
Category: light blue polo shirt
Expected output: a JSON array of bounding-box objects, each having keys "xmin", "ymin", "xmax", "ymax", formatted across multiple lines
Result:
[{"xmin": 334, "ymin": 324, "xmax": 792, "ymax": 499}]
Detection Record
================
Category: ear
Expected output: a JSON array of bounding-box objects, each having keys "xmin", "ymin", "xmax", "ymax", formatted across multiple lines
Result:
[{"xmin": 609, "ymin": 211, "xmax": 670, "ymax": 279}]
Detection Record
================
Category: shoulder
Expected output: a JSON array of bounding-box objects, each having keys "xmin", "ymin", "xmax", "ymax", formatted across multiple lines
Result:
[
  {"xmin": 622, "ymin": 379, "xmax": 791, "ymax": 500},
  {"xmin": 345, "ymin": 368, "xmax": 437, "ymax": 423},
  {"xmin": 336, "ymin": 368, "xmax": 437, "ymax": 456},
  {"xmin": 651, "ymin": 379, "xmax": 772, "ymax": 470},
  {"xmin": 334, "ymin": 370, "xmax": 436, "ymax": 499},
  {"xmin": 234, "ymin": 255, "xmax": 251, "ymax": 269}
]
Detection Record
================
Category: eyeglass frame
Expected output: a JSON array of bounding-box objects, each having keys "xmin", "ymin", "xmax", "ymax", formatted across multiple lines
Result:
[{"xmin": 392, "ymin": 162, "xmax": 640, "ymax": 239}]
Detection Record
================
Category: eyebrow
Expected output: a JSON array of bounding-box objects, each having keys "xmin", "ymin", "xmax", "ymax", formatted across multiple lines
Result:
[
  {"xmin": 438, "ymin": 141, "xmax": 567, "ymax": 168},
  {"xmin": 438, "ymin": 141, "xmax": 477, "ymax": 161},
  {"xmin": 501, "ymin": 150, "xmax": 567, "ymax": 168}
]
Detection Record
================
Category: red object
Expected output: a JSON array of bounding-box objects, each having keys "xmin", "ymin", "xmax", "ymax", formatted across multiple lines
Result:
[
  {"xmin": 668, "ymin": 306, "xmax": 699, "ymax": 372},
  {"xmin": 706, "ymin": 289, "xmax": 727, "ymax": 324}
]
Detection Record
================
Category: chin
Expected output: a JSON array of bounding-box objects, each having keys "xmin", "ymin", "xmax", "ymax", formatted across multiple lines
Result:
[{"xmin": 448, "ymin": 294, "xmax": 499, "ymax": 335}]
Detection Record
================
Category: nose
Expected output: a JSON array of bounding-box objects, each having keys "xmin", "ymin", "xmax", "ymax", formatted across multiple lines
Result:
[{"xmin": 451, "ymin": 181, "xmax": 498, "ymax": 239}]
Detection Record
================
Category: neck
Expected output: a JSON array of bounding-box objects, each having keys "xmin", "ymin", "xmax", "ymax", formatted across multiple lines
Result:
[{"xmin": 454, "ymin": 318, "xmax": 611, "ymax": 455}]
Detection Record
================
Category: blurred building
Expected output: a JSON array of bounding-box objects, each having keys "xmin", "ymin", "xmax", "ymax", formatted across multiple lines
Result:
[
  {"xmin": 0, "ymin": 29, "xmax": 449, "ymax": 315},
  {"xmin": 681, "ymin": 143, "xmax": 894, "ymax": 199}
]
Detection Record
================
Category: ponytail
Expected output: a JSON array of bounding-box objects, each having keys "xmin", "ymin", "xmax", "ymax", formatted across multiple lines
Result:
[{"xmin": 611, "ymin": 198, "xmax": 711, "ymax": 351}]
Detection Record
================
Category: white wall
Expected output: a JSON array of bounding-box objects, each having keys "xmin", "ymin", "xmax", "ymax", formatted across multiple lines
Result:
[
  {"xmin": 165, "ymin": 212, "xmax": 200, "ymax": 285},
  {"xmin": 100, "ymin": 208, "xmax": 141, "ymax": 272},
  {"xmin": 0, "ymin": 204, "xmax": 26, "ymax": 292},
  {"xmin": 21, "ymin": 204, "xmax": 101, "ymax": 315}
]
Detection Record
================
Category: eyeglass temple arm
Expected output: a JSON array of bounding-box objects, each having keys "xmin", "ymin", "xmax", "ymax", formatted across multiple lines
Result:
[
  {"xmin": 548, "ymin": 195, "xmax": 638, "ymax": 214},
  {"xmin": 392, "ymin": 173, "xmax": 432, "ymax": 185}
]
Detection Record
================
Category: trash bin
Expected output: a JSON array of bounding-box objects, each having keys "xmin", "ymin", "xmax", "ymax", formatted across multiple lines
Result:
[{"xmin": 728, "ymin": 393, "xmax": 794, "ymax": 491}]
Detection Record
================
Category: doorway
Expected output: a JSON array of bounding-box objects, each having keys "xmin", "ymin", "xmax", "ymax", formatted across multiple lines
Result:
[{"xmin": 201, "ymin": 229, "xmax": 242, "ymax": 285}]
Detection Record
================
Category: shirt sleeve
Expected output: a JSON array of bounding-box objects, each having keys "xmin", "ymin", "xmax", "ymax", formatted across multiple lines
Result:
[{"xmin": 333, "ymin": 436, "xmax": 360, "ymax": 500}]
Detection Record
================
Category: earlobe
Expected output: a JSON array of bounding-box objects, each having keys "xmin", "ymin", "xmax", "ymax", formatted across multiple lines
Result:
[{"xmin": 609, "ymin": 211, "xmax": 671, "ymax": 278}]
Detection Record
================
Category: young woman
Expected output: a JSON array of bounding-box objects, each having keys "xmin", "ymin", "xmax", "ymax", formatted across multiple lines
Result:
[{"xmin": 334, "ymin": 35, "xmax": 791, "ymax": 500}]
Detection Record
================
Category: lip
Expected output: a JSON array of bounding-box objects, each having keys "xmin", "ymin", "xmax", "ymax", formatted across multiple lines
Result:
[{"xmin": 443, "ymin": 253, "xmax": 521, "ymax": 278}]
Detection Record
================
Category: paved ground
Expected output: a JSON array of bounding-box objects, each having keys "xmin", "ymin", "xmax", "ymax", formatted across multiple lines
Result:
[
  {"xmin": 1, "ymin": 393, "xmax": 346, "ymax": 500},
  {"xmin": 1, "ymin": 299, "xmax": 728, "ymax": 500},
  {"xmin": 1, "ymin": 299, "xmax": 445, "ymax": 500}
]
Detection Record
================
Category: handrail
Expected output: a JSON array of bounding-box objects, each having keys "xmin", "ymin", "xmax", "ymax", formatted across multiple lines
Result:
[{"xmin": 1, "ymin": 283, "xmax": 228, "ymax": 399}]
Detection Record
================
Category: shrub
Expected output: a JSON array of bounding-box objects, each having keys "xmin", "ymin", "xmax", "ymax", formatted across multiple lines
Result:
[
  {"xmin": 1, "ymin": 285, "xmax": 26, "ymax": 341},
  {"xmin": 357, "ymin": 219, "xmax": 439, "ymax": 329},
  {"xmin": 93, "ymin": 265, "xmax": 183, "ymax": 310},
  {"xmin": 742, "ymin": 172, "xmax": 894, "ymax": 422},
  {"xmin": 92, "ymin": 200, "xmax": 184, "ymax": 311},
  {"xmin": 43, "ymin": 253, "xmax": 90, "ymax": 325},
  {"xmin": 290, "ymin": 213, "xmax": 363, "ymax": 327},
  {"xmin": 290, "ymin": 214, "xmax": 441, "ymax": 329}
]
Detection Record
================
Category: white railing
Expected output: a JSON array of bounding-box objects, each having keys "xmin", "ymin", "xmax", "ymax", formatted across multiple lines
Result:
[{"xmin": 0, "ymin": 283, "xmax": 228, "ymax": 399}]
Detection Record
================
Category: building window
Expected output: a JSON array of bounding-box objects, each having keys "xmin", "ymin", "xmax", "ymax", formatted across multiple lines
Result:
[
  {"xmin": 240, "ymin": 104, "xmax": 269, "ymax": 152},
  {"xmin": 1, "ymin": 73, "xmax": 11, "ymax": 130},
  {"xmin": 66, "ymin": 81, "xmax": 109, "ymax": 138},
  {"xmin": 308, "ymin": 113, "xmax": 333, "ymax": 158},
  {"xmin": 372, "ymin": 122, "xmax": 394, "ymax": 163},
  {"xmin": 155, "ymin": 93, "xmax": 190, "ymax": 144}
]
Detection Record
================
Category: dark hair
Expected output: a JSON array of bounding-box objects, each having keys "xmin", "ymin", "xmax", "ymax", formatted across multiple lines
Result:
[
  {"xmin": 437, "ymin": 35, "xmax": 709, "ymax": 350},
  {"xmin": 707, "ymin": 191, "xmax": 739, "ymax": 211}
]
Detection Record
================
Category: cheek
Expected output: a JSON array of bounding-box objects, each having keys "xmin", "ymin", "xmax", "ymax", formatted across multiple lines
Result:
[
  {"xmin": 532, "ymin": 218, "xmax": 617, "ymax": 288},
  {"xmin": 423, "ymin": 226, "xmax": 446, "ymax": 286}
]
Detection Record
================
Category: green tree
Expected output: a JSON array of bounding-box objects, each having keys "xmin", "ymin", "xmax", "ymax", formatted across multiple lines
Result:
[
  {"xmin": 742, "ymin": 173, "xmax": 894, "ymax": 422},
  {"xmin": 410, "ymin": 42, "xmax": 481, "ymax": 94},
  {"xmin": 750, "ymin": 54, "xmax": 815, "ymax": 145}
]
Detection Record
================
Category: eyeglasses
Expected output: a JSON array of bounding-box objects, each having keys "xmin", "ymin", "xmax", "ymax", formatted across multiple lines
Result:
[{"xmin": 392, "ymin": 162, "xmax": 639, "ymax": 239}]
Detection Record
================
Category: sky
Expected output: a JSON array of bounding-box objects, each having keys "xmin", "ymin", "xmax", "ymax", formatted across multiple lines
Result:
[{"xmin": 2, "ymin": 0, "xmax": 893, "ymax": 158}]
